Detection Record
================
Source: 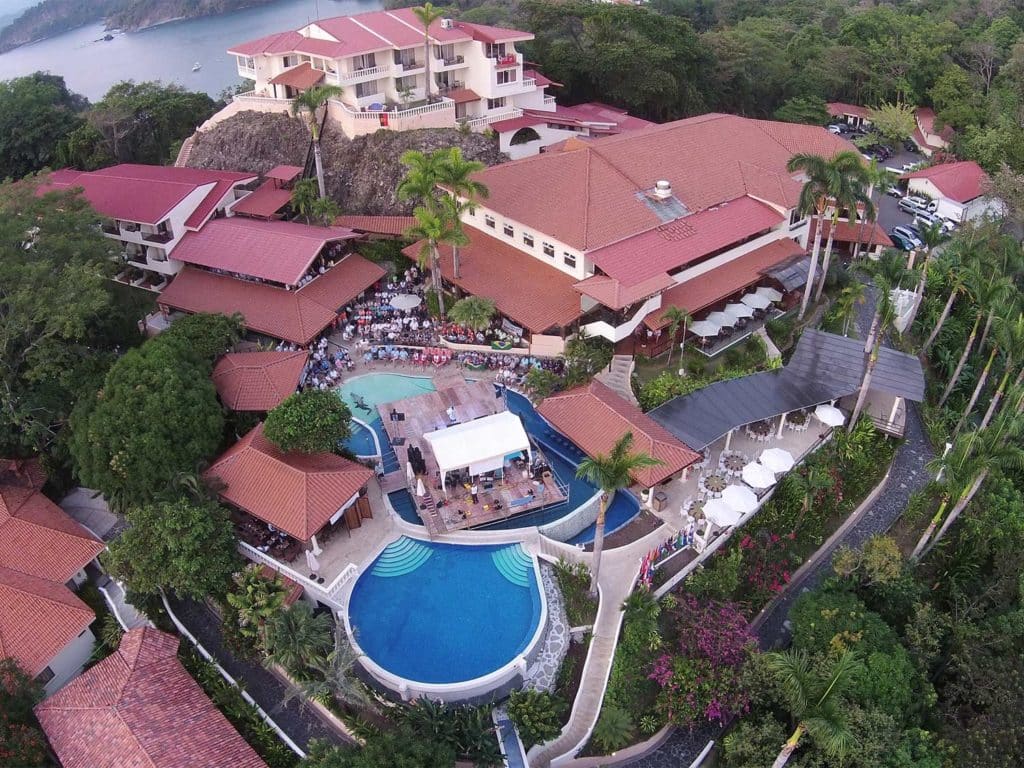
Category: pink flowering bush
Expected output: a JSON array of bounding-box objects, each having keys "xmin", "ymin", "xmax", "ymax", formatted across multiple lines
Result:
[
  {"xmin": 649, "ymin": 597, "xmax": 756, "ymax": 728},
  {"xmin": 739, "ymin": 531, "xmax": 798, "ymax": 606}
]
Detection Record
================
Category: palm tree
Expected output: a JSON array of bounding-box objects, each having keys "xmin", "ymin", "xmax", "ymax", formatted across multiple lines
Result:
[
  {"xmin": 310, "ymin": 196, "xmax": 340, "ymax": 227},
  {"xmin": 263, "ymin": 602, "xmax": 333, "ymax": 675},
  {"xmin": 397, "ymin": 148, "xmax": 448, "ymax": 204},
  {"xmin": 849, "ymin": 275, "xmax": 896, "ymax": 428},
  {"xmin": 404, "ymin": 197, "xmax": 468, "ymax": 318},
  {"xmin": 954, "ymin": 309, "xmax": 1023, "ymax": 437},
  {"xmin": 448, "ymin": 295, "xmax": 496, "ymax": 331},
  {"xmin": 815, "ymin": 184, "xmax": 873, "ymax": 304},
  {"xmin": 912, "ymin": 415, "xmax": 1024, "ymax": 560},
  {"xmin": 661, "ymin": 306, "xmax": 691, "ymax": 367},
  {"xmin": 796, "ymin": 464, "xmax": 835, "ymax": 529},
  {"xmin": 851, "ymin": 160, "xmax": 889, "ymax": 261},
  {"xmin": 575, "ymin": 432, "xmax": 661, "ymax": 596},
  {"xmin": 290, "ymin": 178, "xmax": 319, "ymax": 224},
  {"xmin": 225, "ymin": 565, "xmax": 288, "ymax": 651},
  {"xmin": 287, "ymin": 627, "xmax": 378, "ymax": 712},
  {"xmin": 412, "ymin": 3, "xmax": 444, "ymax": 103},
  {"xmin": 834, "ymin": 281, "xmax": 865, "ymax": 337},
  {"xmin": 436, "ymin": 148, "xmax": 488, "ymax": 278},
  {"xmin": 787, "ymin": 153, "xmax": 835, "ymax": 320},
  {"xmin": 979, "ymin": 313, "xmax": 1024, "ymax": 430},
  {"xmin": 920, "ymin": 249, "xmax": 968, "ymax": 355},
  {"xmin": 290, "ymin": 84, "xmax": 344, "ymax": 198},
  {"xmin": 766, "ymin": 649, "xmax": 859, "ymax": 768}
]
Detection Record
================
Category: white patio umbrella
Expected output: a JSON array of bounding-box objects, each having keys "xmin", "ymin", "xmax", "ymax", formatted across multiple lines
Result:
[
  {"xmin": 725, "ymin": 302, "xmax": 755, "ymax": 319},
  {"xmin": 305, "ymin": 549, "xmax": 321, "ymax": 575},
  {"xmin": 742, "ymin": 461, "xmax": 777, "ymax": 489},
  {"xmin": 689, "ymin": 320, "xmax": 721, "ymax": 338},
  {"xmin": 755, "ymin": 286, "xmax": 784, "ymax": 302},
  {"xmin": 406, "ymin": 462, "xmax": 416, "ymax": 482},
  {"xmin": 814, "ymin": 403, "xmax": 846, "ymax": 427},
  {"xmin": 759, "ymin": 447, "xmax": 795, "ymax": 473},
  {"xmin": 704, "ymin": 498, "xmax": 742, "ymax": 528},
  {"xmin": 390, "ymin": 293, "xmax": 422, "ymax": 310},
  {"xmin": 416, "ymin": 477, "xmax": 427, "ymax": 497},
  {"xmin": 741, "ymin": 292, "xmax": 772, "ymax": 310},
  {"xmin": 706, "ymin": 310, "xmax": 737, "ymax": 328},
  {"xmin": 722, "ymin": 484, "xmax": 759, "ymax": 514}
]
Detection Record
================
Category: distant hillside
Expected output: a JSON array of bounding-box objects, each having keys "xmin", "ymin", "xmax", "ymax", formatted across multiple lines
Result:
[
  {"xmin": 0, "ymin": 0, "xmax": 276, "ymax": 53},
  {"xmin": 186, "ymin": 111, "xmax": 507, "ymax": 215}
]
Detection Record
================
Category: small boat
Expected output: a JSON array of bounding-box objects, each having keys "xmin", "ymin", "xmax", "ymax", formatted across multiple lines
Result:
[{"xmin": 191, "ymin": 62, "xmax": 201, "ymax": 72}]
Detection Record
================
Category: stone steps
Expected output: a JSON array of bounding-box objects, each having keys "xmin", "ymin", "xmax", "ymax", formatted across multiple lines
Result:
[{"xmin": 595, "ymin": 355, "xmax": 637, "ymax": 405}]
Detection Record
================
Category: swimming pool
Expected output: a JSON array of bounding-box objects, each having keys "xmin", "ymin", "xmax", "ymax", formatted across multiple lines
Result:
[
  {"xmin": 338, "ymin": 374, "xmax": 641, "ymax": 543},
  {"xmin": 346, "ymin": 537, "xmax": 545, "ymax": 692}
]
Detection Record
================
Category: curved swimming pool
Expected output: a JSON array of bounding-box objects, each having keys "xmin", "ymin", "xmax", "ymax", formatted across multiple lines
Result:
[
  {"xmin": 347, "ymin": 537, "xmax": 545, "ymax": 693},
  {"xmin": 337, "ymin": 373, "xmax": 641, "ymax": 543}
]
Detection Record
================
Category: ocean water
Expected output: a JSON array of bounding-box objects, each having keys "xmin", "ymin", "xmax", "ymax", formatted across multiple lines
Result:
[{"xmin": 0, "ymin": 0, "xmax": 383, "ymax": 100}]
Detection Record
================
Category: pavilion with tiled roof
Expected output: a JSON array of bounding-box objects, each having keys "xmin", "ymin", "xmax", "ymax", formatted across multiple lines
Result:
[
  {"xmin": 36, "ymin": 627, "xmax": 269, "ymax": 768},
  {"xmin": 212, "ymin": 350, "xmax": 307, "ymax": 412},
  {"xmin": 537, "ymin": 381, "xmax": 701, "ymax": 488}
]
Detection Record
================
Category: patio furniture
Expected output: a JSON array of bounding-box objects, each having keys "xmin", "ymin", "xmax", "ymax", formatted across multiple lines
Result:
[
  {"xmin": 755, "ymin": 286, "xmax": 784, "ymax": 302},
  {"xmin": 742, "ymin": 461, "xmax": 776, "ymax": 489},
  {"xmin": 786, "ymin": 410, "xmax": 810, "ymax": 432},
  {"xmin": 389, "ymin": 293, "xmax": 422, "ymax": 310},
  {"xmin": 745, "ymin": 420, "xmax": 773, "ymax": 442},
  {"xmin": 720, "ymin": 451, "xmax": 747, "ymax": 476},
  {"xmin": 814, "ymin": 403, "xmax": 846, "ymax": 427},
  {"xmin": 759, "ymin": 447, "xmax": 795, "ymax": 473},
  {"xmin": 704, "ymin": 498, "xmax": 742, "ymax": 528},
  {"xmin": 700, "ymin": 472, "xmax": 728, "ymax": 497},
  {"xmin": 722, "ymin": 484, "xmax": 758, "ymax": 514}
]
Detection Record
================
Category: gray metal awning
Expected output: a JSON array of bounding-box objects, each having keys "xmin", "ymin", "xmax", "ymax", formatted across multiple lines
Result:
[
  {"xmin": 649, "ymin": 330, "xmax": 925, "ymax": 449},
  {"xmin": 764, "ymin": 255, "xmax": 812, "ymax": 292}
]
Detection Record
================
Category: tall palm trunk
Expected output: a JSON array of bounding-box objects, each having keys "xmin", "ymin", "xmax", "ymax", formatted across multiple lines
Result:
[
  {"xmin": 852, "ymin": 210, "xmax": 868, "ymax": 261},
  {"xmin": 452, "ymin": 244, "xmax": 461, "ymax": 279},
  {"xmin": 978, "ymin": 309, "xmax": 996, "ymax": 352},
  {"xmin": 309, "ymin": 118, "xmax": 327, "ymax": 199},
  {"xmin": 980, "ymin": 366, "xmax": 1023, "ymax": 429},
  {"xmin": 423, "ymin": 31, "xmax": 433, "ymax": 103},
  {"xmin": 849, "ymin": 308, "xmax": 881, "ymax": 428},
  {"xmin": 772, "ymin": 723, "xmax": 806, "ymax": 768},
  {"xmin": 800, "ymin": 210, "xmax": 825, "ymax": 320},
  {"xmin": 911, "ymin": 496, "xmax": 949, "ymax": 560},
  {"xmin": 938, "ymin": 313, "xmax": 981, "ymax": 407},
  {"xmin": 430, "ymin": 242, "xmax": 446, "ymax": 317},
  {"xmin": 921, "ymin": 289, "xmax": 957, "ymax": 354},
  {"xmin": 814, "ymin": 211, "xmax": 838, "ymax": 303},
  {"xmin": 953, "ymin": 346, "xmax": 998, "ymax": 437},
  {"xmin": 589, "ymin": 495, "xmax": 607, "ymax": 597},
  {"xmin": 921, "ymin": 471, "xmax": 988, "ymax": 559}
]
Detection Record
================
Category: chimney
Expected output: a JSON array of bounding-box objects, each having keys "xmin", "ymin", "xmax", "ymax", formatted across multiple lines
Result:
[{"xmin": 653, "ymin": 179, "xmax": 672, "ymax": 199}]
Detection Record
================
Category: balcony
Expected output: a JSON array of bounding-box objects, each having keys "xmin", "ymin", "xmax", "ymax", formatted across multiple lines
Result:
[
  {"xmin": 101, "ymin": 222, "xmax": 119, "ymax": 236},
  {"xmin": 435, "ymin": 54, "xmax": 466, "ymax": 69},
  {"xmin": 333, "ymin": 64, "xmax": 391, "ymax": 85},
  {"xmin": 492, "ymin": 53, "xmax": 519, "ymax": 68},
  {"xmin": 142, "ymin": 230, "xmax": 173, "ymax": 244},
  {"xmin": 399, "ymin": 59, "xmax": 422, "ymax": 73}
]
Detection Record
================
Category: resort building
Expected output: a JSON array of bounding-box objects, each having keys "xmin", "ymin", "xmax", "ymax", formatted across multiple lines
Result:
[
  {"xmin": 408, "ymin": 113, "xmax": 857, "ymax": 356},
  {"xmin": 0, "ymin": 458, "xmax": 104, "ymax": 696},
  {"xmin": 35, "ymin": 627, "xmax": 269, "ymax": 768},
  {"xmin": 212, "ymin": 350, "xmax": 308, "ymax": 411},
  {"xmin": 42, "ymin": 165, "xmax": 258, "ymax": 290},
  {"xmin": 228, "ymin": 9, "xmax": 555, "ymax": 136},
  {"xmin": 901, "ymin": 160, "xmax": 1002, "ymax": 223},
  {"xmin": 826, "ymin": 102, "xmax": 954, "ymax": 156}
]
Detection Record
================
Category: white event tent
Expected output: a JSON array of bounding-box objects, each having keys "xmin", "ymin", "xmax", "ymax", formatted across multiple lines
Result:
[{"xmin": 423, "ymin": 411, "xmax": 532, "ymax": 496}]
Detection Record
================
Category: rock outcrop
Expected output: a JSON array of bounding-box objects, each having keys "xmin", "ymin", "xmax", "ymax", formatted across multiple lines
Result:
[{"xmin": 187, "ymin": 110, "xmax": 507, "ymax": 215}]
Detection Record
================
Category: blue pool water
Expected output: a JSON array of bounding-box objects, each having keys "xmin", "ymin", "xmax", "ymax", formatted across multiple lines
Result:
[
  {"xmin": 348, "ymin": 538, "xmax": 542, "ymax": 684},
  {"xmin": 339, "ymin": 374, "xmax": 641, "ymax": 543}
]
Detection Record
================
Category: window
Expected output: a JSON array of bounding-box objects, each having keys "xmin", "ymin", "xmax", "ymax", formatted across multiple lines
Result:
[
  {"xmin": 353, "ymin": 53, "xmax": 376, "ymax": 71},
  {"xmin": 523, "ymin": 233, "xmax": 534, "ymax": 248},
  {"xmin": 563, "ymin": 252, "xmax": 577, "ymax": 268},
  {"xmin": 788, "ymin": 208, "xmax": 807, "ymax": 229},
  {"xmin": 486, "ymin": 43, "xmax": 507, "ymax": 59},
  {"xmin": 238, "ymin": 56, "xmax": 255, "ymax": 70},
  {"xmin": 503, "ymin": 223, "xmax": 514, "ymax": 237},
  {"xmin": 487, "ymin": 97, "xmax": 506, "ymax": 110},
  {"xmin": 436, "ymin": 43, "xmax": 456, "ymax": 62},
  {"xmin": 36, "ymin": 666, "xmax": 55, "ymax": 685},
  {"xmin": 394, "ymin": 75, "xmax": 417, "ymax": 92},
  {"xmin": 355, "ymin": 81, "xmax": 379, "ymax": 99},
  {"xmin": 496, "ymin": 70, "xmax": 517, "ymax": 85},
  {"xmin": 542, "ymin": 242, "xmax": 555, "ymax": 257},
  {"xmin": 485, "ymin": 215, "xmax": 496, "ymax": 229},
  {"xmin": 282, "ymin": 55, "xmax": 297, "ymax": 68}
]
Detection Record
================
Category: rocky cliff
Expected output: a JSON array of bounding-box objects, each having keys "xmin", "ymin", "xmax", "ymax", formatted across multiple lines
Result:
[{"xmin": 186, "ymin": 111, "xmax": 508, "ymax": 215}]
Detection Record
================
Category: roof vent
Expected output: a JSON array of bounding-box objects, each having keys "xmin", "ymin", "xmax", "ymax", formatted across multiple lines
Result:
[
  {"xmin": 653, "ymin": 180, "xmax": 672, "ymax": 199},
  {"xmin": 440, "ymin": 18, "xmax": 454, "ymax": 29}
]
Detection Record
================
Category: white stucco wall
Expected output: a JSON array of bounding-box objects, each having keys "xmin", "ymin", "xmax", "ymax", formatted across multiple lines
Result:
[{"xmin": 40, "ymin": 627, "xmax": 95, "ymax": 698}]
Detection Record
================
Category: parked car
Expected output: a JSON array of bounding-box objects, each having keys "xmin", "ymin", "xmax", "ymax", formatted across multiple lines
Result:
[
  {"xmin": 889, "ymin": 231, "xmax": 915, "ymax": 251},
  {"xmin": 898, "ymin": 196, "xmax": 928, "ymax": 213},
  {"xmin": 827, "ymin": 124, "xmax": 845, "ymax": 134},
  {"xmin": 903, "ymin": 140, "xmax": 918, "ymax": 153},
  {"xmin": 892, "ymin": 225, "xmax": 924, "ymax": 248},
  {"xmin": 886, "ymin": 185, "xmax": 903, "ymax": 198},
  {"xmin": 914, "ymin": 210, "xmax": 944, "ymax": 229},
  {"xmin": 926, "ymin": 200, "xmax": 939, "ymax": 212},
  {"xmin": 901, "ymin": 162, "xmax": 920, "ymax": 172}
]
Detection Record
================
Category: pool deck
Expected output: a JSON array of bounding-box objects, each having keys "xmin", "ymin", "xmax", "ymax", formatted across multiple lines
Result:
[{"xmin": 376, "ymin": 374, "xmax": 568, "ymax": 536}]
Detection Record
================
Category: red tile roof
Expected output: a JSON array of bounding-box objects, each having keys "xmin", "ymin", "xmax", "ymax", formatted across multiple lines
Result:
[
  {"xmin": 492, "ymin": 115, "xmax": 547, "ymax": 133},
  {"xmin": 537, "ymin": 381, "xmax": 700, "ymax": 487},
  {"xmin": 827, "ymin": 102, "xmax": 870, "ymax": 120},
  {"xmin": 0, "ymin": 567, "xmax": 94, "ymax": 678},
  {"xmin": 808, "ymin": 218, "xmax": 894, "ymax": 248},
  {"xmin": 915, "ymin": 107, "xmax": 954, "ymax": 142},
  {"xmin": 213, "ymin": 351, "xmax": 307, "ymax": 412},
  {"xmin": 230, "ymin": 183, "xmax": 293, "ymax": 219},
  {"xmin": 574, "ymin": 272, "xmax": 676, "ymax": 310},
  {"xmin": 645, "ymin": 238, "xmax": 805, "ymax": 329},
  {"xmin": 228, "ymin": 30, "xmax": 305, "ymax": 56},
  {"xmin": 524, "ymin": 69, "xmax": 560, "ymax": 88},
  {"xmin": 454, "ymin": 20, "xmax": 533, "ymax": 44},
  {"xmin": 40, "ymin": 165, "xmax": 257, "ymax": 229},
  {"xmin": 588, "ymin": 196, "xmax": 785, "ymax": 285},
  {"xmin": 901, "ymin": 160, "xmax": 987, "ymax": 204},
  {"xmin": 171, "ymin": 218, "xmax": 359, "ymax": 286},
  {"xmin": 204, "ymin": 423, "xmax": 373, "ymax": 541},
  {"xmin": 403, "ymin": 230, "xmax": 583, "ymax": 333},
  {"xmin": 159, "ymin": 254, "xmax": 385, "ymax": 344},
  {"xmin": 266, "ymin": 165, "xmax": 303, "ymax": 182},
  {"xmin": 0, "ymin": 485, "xmax": 103, "ymax": 583},
  {"xmin": 911, "ymin": 126, "xmax": 944, "ymax": 154},
  {"xmin": 335, "ymin": 215, "xmax": 417, "ymax": 236},
  {"xmin": 447, "ymin": 87, "xmax": 481, "ymax": 105},
  {"xmin": 0, "ymin": 457, "xmax": 46, "ymax": 490},
  {"xmin": 269, "ymin": 62, "xmax": 325, "ymax": 90},
  {"xmin": 472, "ymin": 114, "xmax": 855, "ymax": 253},
  {"xmin": 36, "ymin": 627, "xmax": 269, "ymax": 768}
]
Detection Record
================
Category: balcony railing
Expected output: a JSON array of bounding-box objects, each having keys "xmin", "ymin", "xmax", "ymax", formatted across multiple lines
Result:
[
  {"xmin": 437, "ymin": 54, "xmax": 466, "ymax": 67},
  {"xmin": 334, "ymin": 64, "xmax": 391, "ymax": 84},
  {"xmin": 493, "ymin": 53, "xmax": 519, "ymax": 67},
  {"xmin": 142, "ymin": 231, "xmax": 173, "ymax": 244},
  {"xmin": 101, "ymin": 222, "xmax": 119, "ymax": 235},
  {"xmin": 331, "ymin": 96, "xmax": 456, "ymax": 121},
  {"xmin": 465, "ymin": 107, "xmax": 523, "ymax": 130},
  {"xmin": 399, "ymin": 60, "xmax": 421, "ymax": 72}
]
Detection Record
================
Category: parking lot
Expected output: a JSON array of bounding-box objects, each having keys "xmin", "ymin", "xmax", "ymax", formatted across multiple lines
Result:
[{"xmin": 874, "ymin": 147, "xmax": 926, "ymax": 233}]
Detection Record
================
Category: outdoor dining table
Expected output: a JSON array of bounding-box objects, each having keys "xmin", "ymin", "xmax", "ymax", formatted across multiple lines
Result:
[
  {"xmin": 721, "ymin": 452, "xmax": 747, "ymax": 475},
  {"xmin": 746, "ymin": 420, "xmax": 773, "ymax": 439},
  {"xmin": 700, "ymin": 472, "xmax": 728, "ymax": 496}
]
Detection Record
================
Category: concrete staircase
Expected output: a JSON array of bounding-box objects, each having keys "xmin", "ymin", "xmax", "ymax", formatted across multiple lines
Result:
[
  {"xmin": 173, "ymin": 135, "xmax": 194, "ymax": 168},
  {"xmin": 595, "ymin": 355, "xmax": 637, "ymax": 405}
]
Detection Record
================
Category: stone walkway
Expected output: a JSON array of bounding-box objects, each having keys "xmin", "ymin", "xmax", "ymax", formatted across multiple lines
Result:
[
  {"xmin": 596, "ymin": 355, "xmax": 638, "ymax": 405},
  {"xmin": 525, "ymin": 565, "xmax": 571, "ymax": 693}
]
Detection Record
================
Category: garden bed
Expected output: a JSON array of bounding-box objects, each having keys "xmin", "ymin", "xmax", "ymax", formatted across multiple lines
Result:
[{"xmin": 587, "ymin": 509, "xmax": 664, "ymax": 552}]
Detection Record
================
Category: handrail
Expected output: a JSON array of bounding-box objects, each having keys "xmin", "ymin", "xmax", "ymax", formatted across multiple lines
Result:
[
  {"xmin": 330, "ymin": 97, "xmax": 455, "ymax": 120},
  {"xmin": 466, "ymin": 107, "xmax": 523, "ymax": 130},
  {"xmin": 238, "ymin": 540, "xmax": 357, "ymax": 606}
]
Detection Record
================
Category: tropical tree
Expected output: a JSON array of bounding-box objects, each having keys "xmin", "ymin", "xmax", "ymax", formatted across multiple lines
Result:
[
  {"xmin": 397, "ymin": 148, "xmax": 449, "ymax": 204},
  {"xmin": 920, "ymin": 249, "xmax": 969, "ymax": 354},
  {"xmin": 404, "ymin": 197, "xmax": 469, "ymax": 318},
  {"xmin": 290, "ymin": 178, "xmax": 319, "ymax": 223},
  {"xmin": 850, "ymin": 160, "xmax": 889, "ymax": 261},
  {"xmin": 765, "ymin": 649, "xmax": 859, "ymax": 768},
  {"xmin": 436, "ymin": 148, "xmax": 488, "ymax": 278},
  {"xmin": 264, "ymin": 390, "xmax": 352, "ymax": 454},
  {"xmin": 955, "ymin": 311, "xmax": 1024, "ymax": 436},
  {"xmin": 287, "ymin": 627, "xmax": 378, "ymax": 712},
  {"xmin": 412, "ymin": 3, "xmax": 445, "ymax": 103},
  {"xmin": 833, "ymin": 281, "xmax": 865, "ymax": 337},
  {"xmin": 662, "ymin": 305, "xmax": 691, "ymax": 367},
  {"xmin": 816, "ymin": 183, "xmax": 873, "ymax": 304},
  {"xmin": 310, "ymin": 196, "xmax": 341, "ymax": 227},
  {"xmin": 849, "ymin": 276, "xmax": 896, "ymax": 427},
  {"xmin": 867, "ymin": 101, "xmax": 917, "ymax": 143},
  {"xmin": 226, "ymin": 565, "xmax": 289, "ymax": 651},
  {"xmin": 0, "ymin": 658, "xmax": 48, "ymax": 767},
  {"xmin": 290, "ymin": 84, "xmax": 344, "ymax": 198},
  {"xmin": 796, "ymin": 464, "xmax": 835, "ymax": 529},
  {"xmin": 264, "ymin": 603, "xmax": 334, "ymax": 676},
  {"xmin": 448, "ymin": 295, "xmax": 496, "ymax": 331},
  {"xmin": 979, "ymin": 313, "xmax": 1024, "ymax": 429},
  {"xmin": 575, "ymin": 432, "xmax": 661, "ymax": 595}
]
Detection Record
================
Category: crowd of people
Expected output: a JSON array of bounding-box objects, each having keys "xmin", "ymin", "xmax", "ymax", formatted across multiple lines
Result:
[
  {"xmin": 338, "ymin": 268, "xmax": 435, "ymax": 347},
  {"xmin": 300, "ymin": 336, "xmax": 356, "ymax": 391}
]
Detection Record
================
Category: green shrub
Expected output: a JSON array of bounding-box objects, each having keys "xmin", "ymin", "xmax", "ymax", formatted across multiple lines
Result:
[
  {"xmin": 592, "ymin": 706, "xmax": 634, "ymax": 753},
  {"xmin": 553, "ymin": 559, "xmax": 598, "ymax": 626},
  {"xmin": 507, "ymin": 689, "xmax": 566, "ymax": 748},
  {"xmin": 686, "ymin": 547, "xmax": 743, "ymax": 601}
]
